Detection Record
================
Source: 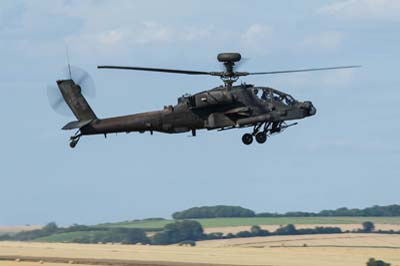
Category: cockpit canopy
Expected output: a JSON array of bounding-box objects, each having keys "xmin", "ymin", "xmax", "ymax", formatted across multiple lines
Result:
[{"xmin": 253, "ymin": 87, "xmax": 296, "ymax": 106}]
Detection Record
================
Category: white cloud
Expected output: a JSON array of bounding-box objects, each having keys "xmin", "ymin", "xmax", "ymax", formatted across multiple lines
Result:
[
  {"xmin": 136, "ymin": 22, "xmax": 174, "ymax": 44},
  {"xmin": 319, "ymin": 0, "xmax": 400, "ymax": 21},
  {"xmin": 240, "ymin": 24, "xmax": 274, "ymax": 52},
  {"xmin": 301, "ymin": 31, "xmax": 344, "ymax": 50},
  {"xmin": 97, "ymin": 30, "xmax": 125, "ymax": 46},
  {"xmin": 64, "ymin": 22, "xmax": 215, "ymax": 58}
]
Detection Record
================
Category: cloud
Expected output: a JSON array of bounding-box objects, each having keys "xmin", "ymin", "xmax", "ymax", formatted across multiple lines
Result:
[
  {"xmin": 64, "ymin": 22, "xmax": 215, "ymax": 58},
  {"xmin": 318, "ymin": 0, "xmax": 400, "ymax": 21},
  {"xmin": 240, "ymin": 24, "xmax": 274, "ymax": 52},
  {"xmin": 97, "ymin": 30, "xmax": 125, "ymax": 46}
]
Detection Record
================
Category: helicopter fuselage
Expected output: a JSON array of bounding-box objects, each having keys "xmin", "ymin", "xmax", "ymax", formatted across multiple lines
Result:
[{"xmin": 80, "ymin": 84, "xmax": 316, "ymax": 137}]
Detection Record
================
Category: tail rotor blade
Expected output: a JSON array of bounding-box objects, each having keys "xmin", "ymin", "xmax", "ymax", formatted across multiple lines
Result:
[
  {"xmin": 46, "ymin": 84, "xmax": 71, "ymax": 116},
  {"xmin": 66, "ymin": 65, "xmax": 96, "ymax": 98}
]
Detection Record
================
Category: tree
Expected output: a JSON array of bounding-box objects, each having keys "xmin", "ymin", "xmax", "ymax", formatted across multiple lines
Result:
[
  {"xmin": 367, "ymin": 258, "xmax": 390, "ymax": 266},
  {"xmin": 275, "ymin": 224, "xmax": 297, "ymax": 235},
  {"xmin": 152, "ymin": 220, "xmax": 204, "ymax": 245},
  {"xmin": 250, "ymin": 225, "xmax": 269, "ymax": 236},
  {"xmin": 362, "ymin": 221, "xmax": 375, "ymax": 233},
  {"xmin": 43, "ymin": 222, "xmax": 58, "ymax": 233},
  {"xmin": 172, "ymin": 206, "xmax": 255, "ymax": 219},
  {"xmin": 235, "ymin": 231, "xmax": 253, "ymax": 238}
]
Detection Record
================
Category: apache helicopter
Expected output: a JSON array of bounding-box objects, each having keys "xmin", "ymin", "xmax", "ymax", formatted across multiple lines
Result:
[{"xmin": 48, "ymin": 53, "xmax": 359, "ymax": 148}]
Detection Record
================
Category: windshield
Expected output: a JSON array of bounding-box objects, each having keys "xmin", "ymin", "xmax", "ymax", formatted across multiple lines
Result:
[{"xmin": 253, "ymin": 88, "xmax": 296, "ymax": 106}]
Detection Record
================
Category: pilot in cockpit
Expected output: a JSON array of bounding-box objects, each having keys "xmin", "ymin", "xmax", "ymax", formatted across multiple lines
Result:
[{"xmin": 261, "ymin": 91, "xmax": 268, "ymax": 101}]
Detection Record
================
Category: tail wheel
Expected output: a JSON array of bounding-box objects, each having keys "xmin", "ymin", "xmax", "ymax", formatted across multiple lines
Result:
[
  {"xmin": 255, "ymin": 132, "xmax": 267, "ymax": 144},
  {"xmin": 69, "ymin": 140, "xmax": 78, "ymax": 148},
  {"xmin": 242, "ymin": 133, "xmax": 253, "ymax": 145},
  {"xmin": 69, "ymin": 134, "xmax": 81, "ymax": 149}
]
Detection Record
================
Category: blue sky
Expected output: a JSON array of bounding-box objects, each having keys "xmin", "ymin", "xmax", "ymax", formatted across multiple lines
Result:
[{"xmin": 0, "ymin": 0, "xmax": 399, "ymax": 226}]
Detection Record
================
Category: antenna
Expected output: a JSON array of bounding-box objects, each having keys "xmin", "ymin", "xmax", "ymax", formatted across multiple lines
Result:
[{"xmin": 65, "ymin": 45, "xmax": 72, "ymax": 79}]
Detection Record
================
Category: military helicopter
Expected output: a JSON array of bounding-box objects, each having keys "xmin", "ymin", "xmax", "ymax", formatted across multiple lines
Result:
[{"xmin": 48, "ymin": 53, "xmax": 359, "ymax": 148}]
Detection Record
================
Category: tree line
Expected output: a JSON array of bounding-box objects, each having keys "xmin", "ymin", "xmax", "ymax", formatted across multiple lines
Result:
[
  {"xmin": 173, "ymin": 205, "xmax": 400, "ymax": 219},
  {"xmin": 172, "ymin": 205, "xmax": 255, "ymax": 219},
  {"xmin": 1, "ymin": 220, "xmax": 398, "ymax": 245}
]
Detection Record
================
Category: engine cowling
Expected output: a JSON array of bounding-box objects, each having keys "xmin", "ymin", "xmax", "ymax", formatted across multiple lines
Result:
[{"xmin": 192, "ymin": 90, "xmax": 235, "ymax": 109}]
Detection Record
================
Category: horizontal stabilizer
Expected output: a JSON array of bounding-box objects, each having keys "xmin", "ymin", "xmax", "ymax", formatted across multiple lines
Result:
[{"xmin": 62, "ymin": 119, "xmax": 93, "ymax": 130}]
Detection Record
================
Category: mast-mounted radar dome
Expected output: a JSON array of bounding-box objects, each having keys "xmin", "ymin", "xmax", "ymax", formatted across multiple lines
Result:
[{"xmin": 217, "ymin": 53, "xmax": 242, "ymax": 63}]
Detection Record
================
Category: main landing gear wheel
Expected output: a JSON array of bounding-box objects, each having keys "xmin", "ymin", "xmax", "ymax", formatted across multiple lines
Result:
[
  {"xmin": 242, "ymin": 133, "xmax": 253, "ymax": 145},
  {"xmin": 255, "ymin": 132, "xmax": 267, "ymax": 144}
]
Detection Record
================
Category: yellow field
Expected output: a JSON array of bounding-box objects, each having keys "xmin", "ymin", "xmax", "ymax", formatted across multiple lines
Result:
[
  {"xmin": 0, "ymin": 225, "xmax": 41, "ymax": 235},
  {"xmin": 0, "ymin": 263, "xmax": 88, "ymax": 266},
  {"xmin": 203, "ymin": 223, "xmax": 400, "ymax": 235},
  {"xmin": 197, "ymin": 232, "xmax": 400, "ymax": 248},
  {"xmin": 1, "ymin": 233, "xmax": 400, "ymax": 266}
]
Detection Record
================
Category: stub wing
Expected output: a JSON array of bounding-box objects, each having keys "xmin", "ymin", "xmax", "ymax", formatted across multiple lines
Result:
[{"xmin": 62, "ymin": 119, "xmax": 93, "ymax": 130}]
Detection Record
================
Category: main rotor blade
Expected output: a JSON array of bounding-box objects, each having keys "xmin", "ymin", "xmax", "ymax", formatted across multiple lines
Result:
[
  {"xmin": 245, "ymin": 65, "xmax": 361, "ymax": 75},
  {"xmin": 98, "ymin": 65, "xmax": 213, "ymax": 75}
]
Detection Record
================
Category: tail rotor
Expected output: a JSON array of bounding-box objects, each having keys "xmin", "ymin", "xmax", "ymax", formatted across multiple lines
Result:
[{"xmin": 46, "ymin": 66, "xmax": 96, "ymax": 116}]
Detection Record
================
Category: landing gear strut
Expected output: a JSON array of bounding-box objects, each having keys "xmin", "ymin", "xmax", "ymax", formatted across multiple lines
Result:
[
  {"xmin": 241, "ymin": 122, "xmax": 269, "ymax": 145},
  {"xmin": 241, "ymin": 123, "xmax": 268, "ymax": 145},
  {"xmin": 240, "ymin": 121, "xmax": 298, "ymax": 145}
]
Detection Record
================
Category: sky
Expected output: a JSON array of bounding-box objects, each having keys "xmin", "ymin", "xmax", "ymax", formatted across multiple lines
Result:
[{"xmin": 0, "ymin": 0, "xmax": 399, "ymax": 226}]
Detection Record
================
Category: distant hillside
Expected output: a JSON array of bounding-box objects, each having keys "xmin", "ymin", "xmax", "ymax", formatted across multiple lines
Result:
[
  {"xmin": 2, "ymin": 204, "xmax": 400, "ymax": 245},
  {"xmin": 172, "ymin": 206, "xmax": 255, "ymax": 219},
  {"xmin": 172, "ymin": 205, "xmax": 400, "ymax": 219}
]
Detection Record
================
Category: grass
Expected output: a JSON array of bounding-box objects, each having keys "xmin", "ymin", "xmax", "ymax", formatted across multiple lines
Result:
[
  {"xmin": 98, "ymin": 219, "xmax": 170, "ymax": 230},
  {"xmin": 34, "ymin": 231, "xmax": 104, "ymax": 243},
  {"xmin": 99, "ymin": 216, "xmax": 400, "ymax": 229}
]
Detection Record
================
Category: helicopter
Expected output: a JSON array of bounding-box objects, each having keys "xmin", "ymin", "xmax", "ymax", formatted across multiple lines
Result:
[{"xmin": 48, "ymin": 53, "xmax": 359, "ymax": 148}]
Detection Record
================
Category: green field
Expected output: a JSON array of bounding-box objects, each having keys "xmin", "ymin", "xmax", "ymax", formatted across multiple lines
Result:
[
  {"xmin": 34, "ymin": 231, "xmax": 105, "ymax": 243},
  {"xmin": 99, "ymin": 216, "xmax": 400, "ymax": 229}
]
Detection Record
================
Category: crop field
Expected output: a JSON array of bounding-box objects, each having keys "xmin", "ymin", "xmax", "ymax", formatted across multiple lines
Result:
[
  {"xmin": 0, "ymin": 225, "xmax": 41, "ymax": 235},
  {"xmin": 204, "ymin": 223, "xmax": 400, "ymax": 235},
  {"xmin": 196, "ymin": 232, "xmax": 400, "ymax": 248},
  {"xmin": 101, "ymin": 216, "xmax": 400, "ymax": 229},
  {"xmin": 1, "ymin": 233, "xmax": 400, "ymax": 266}
]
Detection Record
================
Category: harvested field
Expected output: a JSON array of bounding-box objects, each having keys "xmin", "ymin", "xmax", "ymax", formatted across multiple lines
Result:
[
  {"xmin": 1, "ymin": 234, "xmax": 400, "ymax": 266},
  {"xmin": 0, "ymin": 262, "xmax": 90, "ymax": 266},
  {"xmin": 0, "ymin": 225, "xmax": 42, "ymax": 235},
  {"xmin": 204, "ymin": 223, "xmax": 400, "ymax": 235},
  {"xmin": 102, "ymin": 217, "xmax": 400, "ymax": 230},
  {"xmin": 196, "ymin": 233, "xmax": 400, "ymax": 248}
]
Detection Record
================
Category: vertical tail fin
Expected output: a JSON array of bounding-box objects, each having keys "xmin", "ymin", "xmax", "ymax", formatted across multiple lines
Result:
[{"xmin": 57, "ymin": 79, "xmax": 97, "ymax": 122}]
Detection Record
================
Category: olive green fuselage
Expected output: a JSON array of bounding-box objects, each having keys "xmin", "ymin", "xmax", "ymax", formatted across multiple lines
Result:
[{"xmin": 80, "ymin": 84, "xmax": 315, "ymax": 136}]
